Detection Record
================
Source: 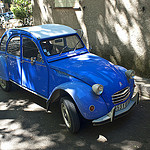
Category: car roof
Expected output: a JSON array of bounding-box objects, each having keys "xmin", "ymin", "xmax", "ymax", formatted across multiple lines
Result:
[{"xmin": 15, "ymin": 24, "xmax": 77, "ymax": 40}]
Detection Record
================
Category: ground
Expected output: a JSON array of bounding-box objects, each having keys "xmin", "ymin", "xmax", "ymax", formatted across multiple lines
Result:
[{"xmin": 0, "ymin": 84, "xmax": 150, "ymax": 150}]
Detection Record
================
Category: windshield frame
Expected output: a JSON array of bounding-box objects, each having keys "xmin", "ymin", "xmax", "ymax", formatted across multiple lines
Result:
[{"xmin": 40, "ymin": 34, "xmax": 85, "ymax": 57}]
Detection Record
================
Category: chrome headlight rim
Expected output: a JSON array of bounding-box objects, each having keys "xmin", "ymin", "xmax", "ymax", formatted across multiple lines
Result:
[
  {"xmin": 125, "ymin": 70, "xmax": 135, "ymax": 79},
  {"xmin": 92, "ymin": 84, "xmax": 104, "ymax": 95}
]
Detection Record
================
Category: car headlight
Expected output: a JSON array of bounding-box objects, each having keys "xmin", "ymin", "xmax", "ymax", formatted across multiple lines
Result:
[
  {"xmin": 92, "ymin": 84, "xmax": 103, "ymax": 95},
  {"xmin": 125, "ymin": 70, "xmax": 135, "ymax": 79}
]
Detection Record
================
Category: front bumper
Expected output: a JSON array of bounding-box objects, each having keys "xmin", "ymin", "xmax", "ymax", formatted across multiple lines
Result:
[{"xmin": 92, "ymin": 92, "xmax": 139, "ymax": 126}]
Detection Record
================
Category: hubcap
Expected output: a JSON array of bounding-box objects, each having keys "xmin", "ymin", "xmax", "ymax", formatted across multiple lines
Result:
[{"xmin": 61, "ymin": 103, "xmax": 71, "ymax": 128}]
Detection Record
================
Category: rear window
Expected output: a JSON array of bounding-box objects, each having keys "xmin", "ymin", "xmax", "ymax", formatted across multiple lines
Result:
[
  {"xmin": 7, "ymin": 36, "xmax": 20, "ymax": 56},
  {"xmin": 0, "ymin": 35, "xmax": 8, "ymax": 52}
]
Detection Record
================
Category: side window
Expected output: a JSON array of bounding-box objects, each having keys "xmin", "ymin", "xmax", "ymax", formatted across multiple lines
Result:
[
  {"xmin": 0, "ymin": 35, "xmax": 8, "ymax": 52},
  {"xmin": 41, "ymin": 38, "xmax": 65, "ymax": 56},
  {"xmin": 7, "ymin": 36, "xmax": 20, "ymax": 56},
  {"xmin": 23, "ymin": 37, "xmax": 42, "ymax": 62}
]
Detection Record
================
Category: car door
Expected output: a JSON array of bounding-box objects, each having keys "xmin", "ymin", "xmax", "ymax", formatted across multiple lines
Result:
[
  {"xmin": 21, "ymin": 36, "xmax": 49, "ymax": 98},
  {"xmin": 7, "ymin": 35, "xmax": 22, "ymax": 85}
]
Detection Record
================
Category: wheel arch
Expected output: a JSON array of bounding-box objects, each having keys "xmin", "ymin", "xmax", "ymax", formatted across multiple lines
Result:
[
  {"xmin": 46, "ymin": 82, "xmax": 109, "ymax": 120},
  {"xmin": 46, "ymin": 88, "xmax": 77, "ymax": 111}
]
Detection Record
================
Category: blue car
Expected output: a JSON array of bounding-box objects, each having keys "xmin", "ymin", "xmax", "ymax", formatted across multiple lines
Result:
[{"xmin": 0, "ymin": 24, "xmax": 139, "ymax": 133}]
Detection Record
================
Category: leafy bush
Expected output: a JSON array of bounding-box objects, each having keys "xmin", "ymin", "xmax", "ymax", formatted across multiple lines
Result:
[{"xmin": 10, "ymin": 0, "xmax": 32, "ymax": 25}]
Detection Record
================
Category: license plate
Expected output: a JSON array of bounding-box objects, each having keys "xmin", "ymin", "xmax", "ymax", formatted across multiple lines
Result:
[{"xmin": 115, "ymin": 99, "xmax": 130, "ymax": 111}]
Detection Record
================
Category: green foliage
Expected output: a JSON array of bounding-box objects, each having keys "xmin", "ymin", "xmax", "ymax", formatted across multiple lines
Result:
[
  {"xmin": 10, "ymin": 0, "xmax": 32, "ymax": 24},
  {"xmin": 3, "ymin": 0, "xmax": 11, "ymax": 7},
  {"xmin": 4, "ymin": 0, "xmax": 11, "ymax": 4}
]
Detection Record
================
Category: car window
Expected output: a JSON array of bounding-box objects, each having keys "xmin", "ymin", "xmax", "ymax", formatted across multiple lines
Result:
[
  {"xmin": 23, "ymin": 37, "xmax": 42, "ymax": 62},
  {"xmin": 41, "ymin": 35, "xmax": 84, "ymax": 56},
  {"xmin": 0, "ymin": 35, "xmax": 8, "ymax": 52},
  {"xmin": 66, "ymin": 36, "xmax": 83, "ymax": 50},
  {"xmin": 7, "ymin": 36, "xmax": 20, "ymax": 56}
]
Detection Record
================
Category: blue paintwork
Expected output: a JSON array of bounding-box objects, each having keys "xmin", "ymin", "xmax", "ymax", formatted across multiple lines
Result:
[
  {"xmin": 0, "ymin": 54, "xmax": 9, "ymax": 80},
  {"xmin": 49, "ymin": 81, "xmax": 108, "ymax": 120},
  {"xmin": 0, "ymin": 24, "xmax": 137, "ymax": 121},
  {"xmin": 21, "ymin": 35, "xmax": 49, "ymax": 97},
  {"xmin": 49, "ymin": 53, "xmax": 134, "ymax": 112},
  {"xmin": 7, "ymin": 54, "xmax": 22, "ymax": 84}
]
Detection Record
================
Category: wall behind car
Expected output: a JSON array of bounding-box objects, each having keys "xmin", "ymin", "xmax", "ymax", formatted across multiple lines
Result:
[{"xmin": 32, "ymin": 0, "xmax": 150, "ymax": 78}]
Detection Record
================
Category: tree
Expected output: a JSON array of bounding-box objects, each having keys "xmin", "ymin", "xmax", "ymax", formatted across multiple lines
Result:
[
  {"xmin": 3, "ymin": 0, "xmax": 11, "ymax": 2},
  {"xmin": 10, "ymin": 0, "xmax": 32, "ymax": 26},
  {"xmin": 3, "ymin": 0, "xmax": 11, "ymax": 6}
]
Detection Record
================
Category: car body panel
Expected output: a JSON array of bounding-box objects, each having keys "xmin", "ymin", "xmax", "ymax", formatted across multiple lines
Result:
[
  {"xmin": 21, "ymin": 35, "xmax": 49, "ymax": 98},
  {"xmin": 49, "ymin": 53, "xmax": 135, "ymax": 111},
  {"xmin": 7, "ymin": 54, "xmax": 22, "ymax": 85},
  {"xmin": 92, "ymin": 92, "xmax": 139, "ymax": 125},
  {"xmin": 21, "ymin": 58, "xmax": 49, "ymax": 97},
  {"xmin": 47, "ymin": 81, "xmax": 109, "ymax": 120},
  {"xmin": 17, "ymin": 24, "xmax": 77, "ymax": 40},
  {"xmin": 0, "ymin": 54, "xmax": 9, "ymax": 80}
]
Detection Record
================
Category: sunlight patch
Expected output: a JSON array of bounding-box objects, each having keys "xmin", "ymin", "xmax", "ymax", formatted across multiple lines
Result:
[
  {"xmin": 129, "ymin": 19, "xmax": 146, "ymax": 57},
  {"xmin": 115, "ymin": 22, "xmax": 129, "ymax": 45},
  {"xmin": 0, "ymin": 119, "xmax": 65, "ymax": 150},
  {"xmin": 0, "ymin": 99, "xmax": 28, "ymax": 110},
  {"xmin": 111, "ymin": 140, "xmax": 142, "ymax": 150},
  {"xmin": 23, "ymin": 103, "xmax": 45, "ymax": 111}
]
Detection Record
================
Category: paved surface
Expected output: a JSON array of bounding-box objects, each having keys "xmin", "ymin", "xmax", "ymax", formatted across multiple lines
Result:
[
  {"xmin": 134, "ymin": 76, "xmax": 150, "ymax": 98},
  {"xmin": 0, "ymin": 80, "xmax": 150, "ymax": 150}
]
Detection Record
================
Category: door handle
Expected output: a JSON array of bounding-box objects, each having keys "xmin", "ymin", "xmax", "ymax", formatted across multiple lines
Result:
[{"xmin": 21, "ymin": 60, "xmax": 24, "ymax": 63}]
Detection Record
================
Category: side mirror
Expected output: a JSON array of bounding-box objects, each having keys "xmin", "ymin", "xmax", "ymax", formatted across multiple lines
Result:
[
  {"xmin": 31, "ymin": 57, "xmax": 36, "ymax": 65},
  {"xmin": 88, "ymin": 46, "xmax": 92, "ymax": 52}
]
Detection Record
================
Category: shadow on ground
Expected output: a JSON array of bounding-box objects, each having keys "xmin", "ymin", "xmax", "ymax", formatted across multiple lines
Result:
[{"xmin": 0, "ymin": 84, "xmax": 150, "ymax": 150}]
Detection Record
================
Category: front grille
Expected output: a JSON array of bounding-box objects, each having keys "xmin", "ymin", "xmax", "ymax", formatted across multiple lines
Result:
[{"xmin": 112, "ymin": 87, "xmax": 130, "ymax": 104}]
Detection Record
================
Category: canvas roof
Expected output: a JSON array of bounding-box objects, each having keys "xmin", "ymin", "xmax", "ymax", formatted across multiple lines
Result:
[{"xmin": 17, "ymin": 24, "xmax": 77, "ymax": 39}]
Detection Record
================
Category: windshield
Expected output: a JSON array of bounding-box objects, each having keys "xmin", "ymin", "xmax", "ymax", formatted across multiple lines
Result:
[{"xmin": 41, "ymin": 34, "xmax": 84, "ymax": 56}]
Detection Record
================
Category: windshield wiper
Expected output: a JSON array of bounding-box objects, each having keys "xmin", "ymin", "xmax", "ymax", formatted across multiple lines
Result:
[
  {"xmin": 73, "ymin": 29, "xmax": 83, "ymax": 52},
  {"xmin": 59, "ymin": 45, "xmax": 68, "ymax": 56}
]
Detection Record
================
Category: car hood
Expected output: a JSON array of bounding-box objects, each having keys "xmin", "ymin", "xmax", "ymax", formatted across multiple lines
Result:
[{"xmin": 49, "ymin": 53, "xmax": 129, "ymax": 108}]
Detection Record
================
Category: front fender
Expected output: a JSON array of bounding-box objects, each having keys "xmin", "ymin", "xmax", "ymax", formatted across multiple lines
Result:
[
  {"xmin": 0, "ymin": 55, "xmax": 9, "ymax": 80},
  {"xmin": 47, "ymin": 81, "xmax": 109, "ymax": 120}
]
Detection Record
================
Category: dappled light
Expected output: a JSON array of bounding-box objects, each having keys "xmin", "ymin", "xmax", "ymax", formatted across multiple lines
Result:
[
  {"xmin": 75, "ymin": 4, "xmax": 89, "ymax": 48},
  {"xmin": 134, "ymin": 76, "xmax": 150, "ymax": 98},
  {"xmin": 102, "ymin": 0, "xmax": 149, "ymax": 77},
  {"xmin": 32, "ymin": 0, "xmax": 150, "ymax": 77},
  {"xmin": 111, "ymin": 140, "xmax": 142, "ymax": 150},
  {"xmin": 114, "ymin": 22, "xmax": 129, "ymax": 45},
  {"xmin": 73, "ymin": 53, "xmax": 91, "ymax": 60},
  {"xmin": 23, "ymin": 103, "xmax": 45, "ymax": 111},
  {"xmin": 0, "ymin": 119, "xmax": 64, "ymax": 149},
  {"xmin": 1, "ymin": 0, "xmax": 149, "ymax": 149},
  {"xmin": 38, "ymin": 0, "xmax": 54, "ymax": 24},
  {"xmin": 0, "ymin": 98, "xmax": 45, "ymax": 112},
  {"xmin": 21, "ymin": 24, "xmax": 76, "ymax": 39},
  {"xmin": 0, "ymin": 84, "xmax": 150, "ymax": 149},
  {"xmin": 0, "ymin": 86, "xmax": 67, "ymax": 149}
]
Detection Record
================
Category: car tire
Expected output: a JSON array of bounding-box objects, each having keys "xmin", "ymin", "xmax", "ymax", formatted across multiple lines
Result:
[
  {"xmin": 0, "ymin": 78, "xmax": 11, "ymax": 92},
  {"xmin": 60, "ymin": 97, "xmax": 80, "ymax": 133}
]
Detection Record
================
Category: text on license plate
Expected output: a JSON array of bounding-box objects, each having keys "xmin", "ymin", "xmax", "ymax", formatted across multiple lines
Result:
[{"xmin": 115, "ymin": 99, "xmax": 130, "ymax": 111}]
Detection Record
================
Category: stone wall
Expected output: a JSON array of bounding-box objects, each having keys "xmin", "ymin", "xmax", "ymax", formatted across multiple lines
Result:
[{"xmin": 32, "ymin": 0, "xmax": 150, "ymax": 78}]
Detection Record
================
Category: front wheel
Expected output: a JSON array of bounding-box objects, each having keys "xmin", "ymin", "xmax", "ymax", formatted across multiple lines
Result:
[
  {"xmin": 0, "ymin": 78, "xmax": 11, "ymax": 92},
  {"xmin": 60, "ymin": 97, "xmax": 80, "ymax": 133}
]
